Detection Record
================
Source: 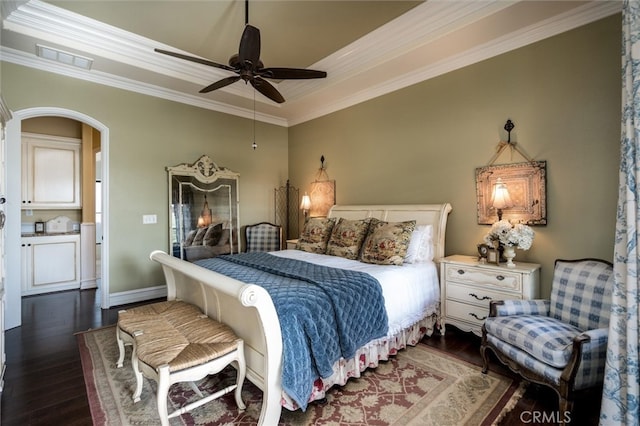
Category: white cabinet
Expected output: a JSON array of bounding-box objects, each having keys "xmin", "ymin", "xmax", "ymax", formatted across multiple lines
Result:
[
  {"xmin": 21, "ymin": 132, "xmax": 81, "ymax": 209},
  {"xmin": 21, "ymin": 234, "xmax": 81, "ymax": 296},
  {"xmin": 440, "ymin": 255, "xmax": 540, "ymax": 337}
]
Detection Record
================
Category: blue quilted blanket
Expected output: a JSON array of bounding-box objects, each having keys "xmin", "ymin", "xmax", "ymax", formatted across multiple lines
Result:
[{"xmin": 195, "ymin": 252, "xmax": 388, "ymax": 410}]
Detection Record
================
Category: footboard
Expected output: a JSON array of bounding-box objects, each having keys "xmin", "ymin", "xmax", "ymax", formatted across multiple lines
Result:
[{"xmin": 149, "ymin": 250, "xmax": 283, "ymax": 425}]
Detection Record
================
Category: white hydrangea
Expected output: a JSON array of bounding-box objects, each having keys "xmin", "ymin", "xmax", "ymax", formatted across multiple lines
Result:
[{"xmin": 484, "ymin": 220, "xmax": 535, "ymax": 250}]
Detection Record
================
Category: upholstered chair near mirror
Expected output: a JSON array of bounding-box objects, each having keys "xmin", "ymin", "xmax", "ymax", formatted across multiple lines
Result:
[{"xmin": 167, "ymin": 155, "xmax": 240, "ymax": 261}]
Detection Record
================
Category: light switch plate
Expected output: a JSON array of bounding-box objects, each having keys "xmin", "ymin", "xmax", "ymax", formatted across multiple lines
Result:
[{"xmin": 142, "ymin": 214, "xmax": 157, "ymax": 224}]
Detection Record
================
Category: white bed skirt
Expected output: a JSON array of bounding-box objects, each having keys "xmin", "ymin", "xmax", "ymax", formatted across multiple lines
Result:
[{"xmin": 280, "ymin": 312, "xmax": 440, "ymax": 410}]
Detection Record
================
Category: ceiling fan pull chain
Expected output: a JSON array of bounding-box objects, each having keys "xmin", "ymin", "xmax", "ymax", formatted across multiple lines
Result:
[{"xmin": 252, "ymin": 88, "xmax": 257, "ymax": 150}]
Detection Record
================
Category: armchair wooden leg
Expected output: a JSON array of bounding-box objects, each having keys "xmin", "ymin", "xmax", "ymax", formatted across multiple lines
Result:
[
  {"xmin": 480, "ymin": 344, "xmax": 490, "ymax": 374},
  {"xmin": 480, "ymin": 326, "xmax": 490, "ymax": 374},
  {"xmin": 558, "ymin": 395, "xmax": 574, "ymax": 425}
]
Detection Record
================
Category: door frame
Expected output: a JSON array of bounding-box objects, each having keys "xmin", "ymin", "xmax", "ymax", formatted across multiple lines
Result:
[{"xmin": 5, "ymin": 107, "xmax": 110, "ymax": 329}]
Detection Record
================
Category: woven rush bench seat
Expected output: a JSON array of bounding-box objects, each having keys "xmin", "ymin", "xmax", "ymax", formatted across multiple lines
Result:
[
  {"xmin": 116, "ymin": 300, "xmax": 246, "ymax": 426},
  {"xmin": 116, "ymin": 301, "xmax": 203, "ymax": 368}
]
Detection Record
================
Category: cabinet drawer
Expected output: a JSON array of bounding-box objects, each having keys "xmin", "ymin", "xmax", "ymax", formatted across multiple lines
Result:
[
  {"xmin": 446, "ymin": 299, "xmax": 489, "ymax": 326},
  {"xmin": 444, "ymin": 264, "xmax": 522, "ymax": 292},
  {"xmin": 447, "ymin": 282, "xmax": 519, "ymax": 307}
]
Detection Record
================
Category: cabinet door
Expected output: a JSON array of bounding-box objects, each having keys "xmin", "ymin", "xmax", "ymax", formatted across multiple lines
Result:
[
  {"xmin": 20, "ymin": 241, "xmax": 31, "ymax": 295},
  {"xmin": 22, "ymin": 133, "xmax": 81, "ymax": 209},
  {"xmin": 22, "ymin": 236, "xmax": 81, "ymax": 296}
]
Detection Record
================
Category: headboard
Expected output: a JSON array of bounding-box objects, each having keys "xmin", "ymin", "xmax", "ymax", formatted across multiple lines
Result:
[{"xmin": 328, "ymin": 203, "xmax": 453, "ymax": 262}]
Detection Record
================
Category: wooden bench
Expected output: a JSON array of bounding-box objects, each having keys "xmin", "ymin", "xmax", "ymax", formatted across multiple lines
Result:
[{"xmin": 117, "ymin": 300, "xmax": 246, "ymax": 426}]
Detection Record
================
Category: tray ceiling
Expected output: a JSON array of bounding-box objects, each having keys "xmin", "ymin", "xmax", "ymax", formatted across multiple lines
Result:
[{"xmin": 0, "ymin": 0, "xmax": 621, "ymax": 127}]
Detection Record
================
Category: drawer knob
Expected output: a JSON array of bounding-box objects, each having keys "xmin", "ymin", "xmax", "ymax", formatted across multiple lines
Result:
[
  {"xmin": 469, "ymin": 312, "xmax": 487, "ymax": 321},
  {"xmin": 469, "ymin": 293, "xmax": 491, "ymax": 301},
  {"xmin": 496, "ymin": 275, "xmax": 505, "ymax": 281},
  {"xmin": 457, "ymin": 269, "xmax": 465, "ymax": 275}
]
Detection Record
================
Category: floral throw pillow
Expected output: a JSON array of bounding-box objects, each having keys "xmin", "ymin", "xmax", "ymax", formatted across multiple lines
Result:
[
  {"xmin": 326, "ymin": 218, "xmax": 371, "ymax": 260},
  {"xmin": 360, "ymin": 219, "xmax": 416, "ymax": 265},
  {"xmin": 296, "ymin": 217, "xmax": 336, "ymax": 254}
]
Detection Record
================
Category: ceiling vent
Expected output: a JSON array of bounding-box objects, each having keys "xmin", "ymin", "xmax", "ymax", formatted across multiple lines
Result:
[{"xmin": 36, "ymin": 44, "xmax": 93, "ymax": 70}]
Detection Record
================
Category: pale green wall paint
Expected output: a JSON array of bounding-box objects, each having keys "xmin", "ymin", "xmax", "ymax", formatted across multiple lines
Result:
[
  {"xmin": 289, "ymin": 16, "xmax": 621, "ymax": 297},
  {"xmin": 2, "ymin": 15, "xmax": 621, "ymax": 299},
  {"xmin": 2, "ymin": 64, "xmax": 288, "ymax": 293}
]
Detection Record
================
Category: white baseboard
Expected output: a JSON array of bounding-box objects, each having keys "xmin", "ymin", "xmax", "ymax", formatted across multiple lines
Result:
[
  {"xmin": 108, "ymin": 285, "xmax": 167, "ymax": 308},
  {"xmin": 80, "ymin": 279, "xmax": 97, "ymax": 290}
]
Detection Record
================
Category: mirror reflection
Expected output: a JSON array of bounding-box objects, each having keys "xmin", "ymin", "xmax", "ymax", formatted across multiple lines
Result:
[{"xmin": 168, "ymin": 155, "xmax": 240, "ymax": 261}]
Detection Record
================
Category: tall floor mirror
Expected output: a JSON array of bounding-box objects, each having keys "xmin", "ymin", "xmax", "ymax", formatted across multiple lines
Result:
[{"xmin": 167, "ymin": 155, "xmax": 240, "ymax": 261}]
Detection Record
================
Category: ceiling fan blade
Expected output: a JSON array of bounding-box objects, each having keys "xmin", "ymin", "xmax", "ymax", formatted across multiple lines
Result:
[
  {"xmin": 238, "ymin": 25, "xmax": 261, "ymax": 69},
  {"xmin": 251, "ymin": 76, "xmax": 285, "ymax": 103},
  {"xmin": 199, "ymin": 76, "xmax": 241, "ymax": 93},
  {"xmin": 260, "ymin": 68, "xmax": 327, "ymax": 80},
  {"xmin": 155, "ymin": 48, "xmax": 236, "ymax": 72}
]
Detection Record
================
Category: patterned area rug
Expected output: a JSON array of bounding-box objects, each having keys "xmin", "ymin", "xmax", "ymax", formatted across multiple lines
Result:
[{"xmin": 78, "ymin": 326, "xmax": 525, "ymax": 425}]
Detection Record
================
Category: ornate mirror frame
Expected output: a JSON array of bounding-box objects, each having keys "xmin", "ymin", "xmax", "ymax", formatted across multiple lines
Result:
[
  {"xmin": 167, "ymin": 155, "xmax": 240, "ymax": 259},
  {"xmin": 475, "ymin": 161, "xmax": 547, "ymax": 225}
]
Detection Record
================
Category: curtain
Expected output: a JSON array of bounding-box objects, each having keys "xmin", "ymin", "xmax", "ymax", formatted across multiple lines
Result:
[{"xmin": 600, "ymin": 2, "xmax": 640, "ymax": 424}]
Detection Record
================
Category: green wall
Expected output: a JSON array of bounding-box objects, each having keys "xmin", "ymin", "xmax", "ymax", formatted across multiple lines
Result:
[
  {"xmin": 288, "ymin": 15, "xmax": 621, "ymax": 297},
  {"xmin": 2, "ymin": 64, "xmax": 288, "ymax": 292},
  {"xmin": 2, "ymin": 14, "xmax": 622, "ymax": 299}
]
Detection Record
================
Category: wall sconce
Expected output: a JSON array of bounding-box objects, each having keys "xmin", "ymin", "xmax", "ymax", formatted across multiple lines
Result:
[
  {"xmin": 197, "ymin": 194, "xmax": 212, "ymax": 228},
  {"xmin": 476, "ymin": 120, "xmax": 547, "ymax": 225},
  {"xmin": 490, "ymin": 178, "xmax": 512, "ymax": 221},
  {"xmin": 309, "ymin": 155, "xmax": 336, "ymax": 217},
  {"xmin": 300, "ymin": 193, "xmax": 311, "ymax": 221}
]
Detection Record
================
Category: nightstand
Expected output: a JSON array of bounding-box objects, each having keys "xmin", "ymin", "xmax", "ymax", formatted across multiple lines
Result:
[
  {"xmin": 286, "ymin": 239, "xmax": 298, "ymax": 250},
  {"xmin": 440, "ymin": 254, "xmax": 540, "ymax": 337}
]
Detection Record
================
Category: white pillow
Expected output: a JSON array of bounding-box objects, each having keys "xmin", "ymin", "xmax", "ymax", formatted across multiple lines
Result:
[{"xmin": 404, "ymin": 224, "xmax": 433, "ymax": 263}]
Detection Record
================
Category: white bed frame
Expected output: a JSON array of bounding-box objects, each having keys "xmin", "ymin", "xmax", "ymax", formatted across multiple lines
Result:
[{"xmin": 150, "ymin": 203, "xmax": 452, "ymax": 425}]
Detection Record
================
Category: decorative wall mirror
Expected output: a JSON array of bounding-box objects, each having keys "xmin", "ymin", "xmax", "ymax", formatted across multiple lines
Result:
[
  {"xmin": 167, "ymin": 155, "xmax": 240, "ymax": 261},
  {"xmin": 475, "ymin": 161, "xmax": 547, "ymax": 225}
]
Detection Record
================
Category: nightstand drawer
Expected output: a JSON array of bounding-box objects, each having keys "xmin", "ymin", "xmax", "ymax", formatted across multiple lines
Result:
[
  {"xmin": 440, "ymin": 255, "xmax": 540, "ymax": 336},
  {"xmin": 446, "ymin": 282, "xmax": 519, "ymax": 307},
  {"xmin": 445, "ymin": 300, "xmax": 489, "ymax": 327},
  {"xmin": 444, "ymin": 264, "xmax": 522, "ymax": 292}
]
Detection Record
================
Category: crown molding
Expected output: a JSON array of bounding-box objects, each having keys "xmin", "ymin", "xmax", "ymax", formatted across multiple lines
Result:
[
  {"xmin": 2, "ymin": 0, "xmax": 622, "ymax": 128},
  {"xmin": 0, "ymin": 94, "xmax": 13, "ymax": 125},
  {"xmin": 2, "ymin": 0, "xmax": 264, "ymax": 100},
  {"xmin": 286, "ymin": 1, "xmax": 622, "ymax": 126},
  {"xmin": 0, "ymin": 46, "xmax": 288, "ymax": 127}
]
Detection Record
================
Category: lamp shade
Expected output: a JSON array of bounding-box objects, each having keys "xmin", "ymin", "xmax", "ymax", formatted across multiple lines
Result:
[
  {"xmin": 491, "ymin": 178, "xmax": 513, "ymax": 209},
  {"xmin": 300, "ymin": 193, "xmax": 311, "ymax": 211}
]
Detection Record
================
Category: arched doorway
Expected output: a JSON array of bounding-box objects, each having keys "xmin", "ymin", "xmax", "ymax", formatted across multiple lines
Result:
[{"xmin": 5, "ymin": 107, "xmax": 110, "ymax": 329}]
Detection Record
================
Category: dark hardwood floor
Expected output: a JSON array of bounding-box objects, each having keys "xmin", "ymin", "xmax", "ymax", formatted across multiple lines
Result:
[{"xmin": 1, "ymin": 289, "xmax": 602, "ymax": 425}]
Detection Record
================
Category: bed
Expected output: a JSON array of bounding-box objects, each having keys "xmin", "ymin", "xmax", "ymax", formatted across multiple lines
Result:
[{"xmin": 150, "ymin": 203, "xmax": 452, "ymax": 425}]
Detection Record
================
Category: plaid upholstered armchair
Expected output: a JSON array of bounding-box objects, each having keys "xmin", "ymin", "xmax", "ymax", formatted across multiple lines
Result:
[
  {"xmin": 480, "ymin": 258, "xmax": 614, "ymax": 417},
  {"xmin": 245, "ymin": 222, "xmax": 282, "ymax": 252}
]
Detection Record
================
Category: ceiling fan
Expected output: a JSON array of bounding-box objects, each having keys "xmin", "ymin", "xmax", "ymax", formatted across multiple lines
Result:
[{"xmin": 154, "ymin": 0, "xmax": 327, "ymax": 104}]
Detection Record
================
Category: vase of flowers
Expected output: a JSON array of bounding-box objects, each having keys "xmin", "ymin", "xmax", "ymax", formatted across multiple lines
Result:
[
  {"xmin": 483, "ymin": 220, "xmax": 534, "ymax": 267},
  {"xmin": 502, "ymin": 245, "xmax": 517, "ymax": 267}
]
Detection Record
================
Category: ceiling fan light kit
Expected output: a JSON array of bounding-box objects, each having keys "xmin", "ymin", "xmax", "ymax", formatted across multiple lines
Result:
[{"xmin": 154, "ymin": 1, "xmax": 326, "ymax": 104}]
